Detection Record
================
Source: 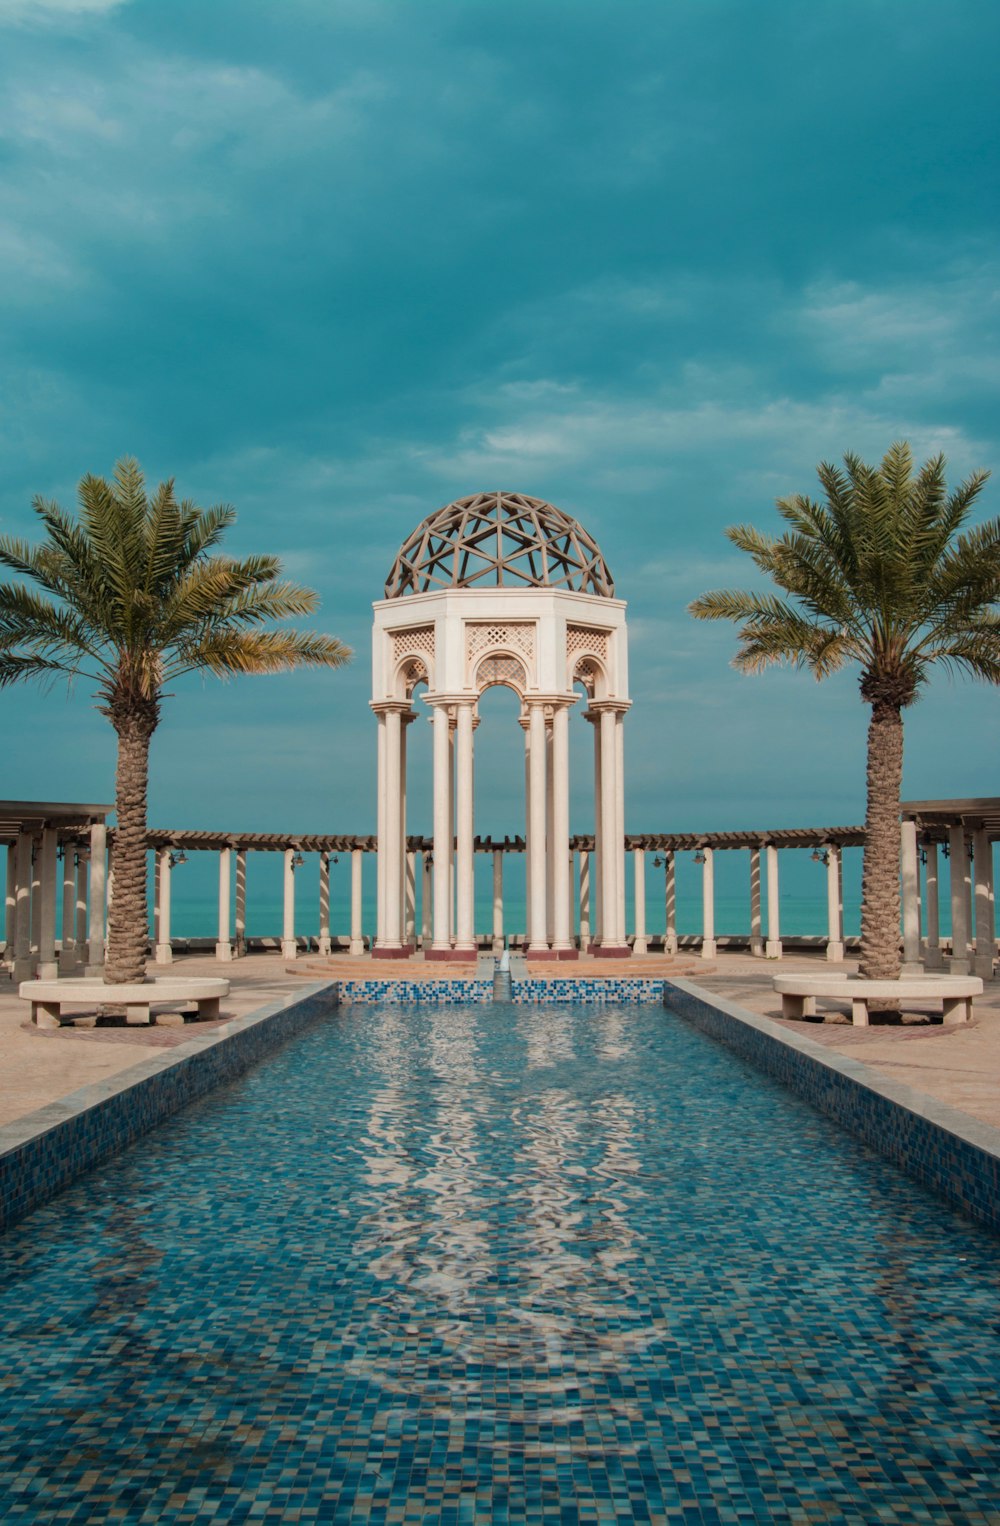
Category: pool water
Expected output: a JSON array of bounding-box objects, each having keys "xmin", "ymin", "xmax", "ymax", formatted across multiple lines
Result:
[{"xmin": 2, "ymin": 1002, "xmax": 998, "ymax": 1523}]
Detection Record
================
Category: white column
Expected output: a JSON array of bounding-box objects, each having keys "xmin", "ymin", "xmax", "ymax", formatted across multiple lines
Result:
[
  {"xmin": 282, "ymin": 848, "xmax": 297, "ymax": 960},
  {"xmin": 579, "ymin": 851, "xmax": 591, "ymax": 948},
  {"xmin": 447, "ymin": 723, "xmax": 456, "ymax": 943},
  {"xmin": 4, "ymin": 845, "xmax": 16, "ymax": 965},
  {"xmin": 375, "ymin": 711, "xmax": 387, "ymax": 946},
  {"xmin": 591, "ymin": 716, "xmax": 603, "ymax": 946},
  {"xmin": 431, "ymin": 703, "xmax": 453, "ymax": 953},
  {"xmin": 75, "ymin": 850, "xmax": 88, "ymax": 955},
  {"xmin": 421, "ymin": 851, "xmax": 433, "ymax": 949},
  {"xmin": 318, "ymin": 851, "xmax": 331, "ymax": 957},
  {"xmin": 765, "ymin": 843, "xmax": 782, "ymax": 959},
  {"xmin": 381, "ymin": 708, "xmax": 403, "ymax": 949},
  {"xmin": 664, "ymin": 852, "xmax": 678, "ymax": 954},
  {"xmin": 614, "ymin": 712, "xmax": 627, "ymax": 948},
  {"xmin": 973, "ymin": 829, "xmax": 995, "ymax": 979},
  {"xmin": 901, "ymin": 820, "xmax": 921, "ymax": 972},
  {"xmin": 350, "ymin": 848, "xmax": 365, "ymax": 956},
  {"xmin": 522, "ymin": 716, "xmax": 532, "ymax": 947},
  {"xmin": 86, "ymin": 821, "xmax": 107, "ymax": 974},
  {"xmin": 154, "ymin": 847, "xmax": 172, "ymax": 966},
  {"xmin": 527, "ymin": 702, "xmax": 549, "ymax": 953},
  {"xmin": 30, "ymin": 848, "xmax": 41, "ymax": 960},
  {"xmin": 825, "ymin": 845, "xmax": 845, "ymax": 962},
  {"xmin": 599, "ymin": 708, "xmax": 619, "ymax": 949},
  {"xmin": 453, "ymin": 702, "xmax": 476, "ymax": 952},
  {"xmin": 492, "ymin": 849, "xmax": 504, "ymax": 953},
  {"xmin": 948, "ymin": 825, "xmax": 970, "ymax": 974},
  {"xmin": 59, "ymin": 844, "xmax": 78, "ymax": 974},
  {"xmin": 551, "ymin": 703, "xmax": 573, "ymax": 955},
  {"xmin": 235, "ymin": 850, "xmax": 247, "ymax": 956},
  {"xmin": 217, "ymin": 846, "xmax": 233, "ymax": 962},
  {"xmin": 923, "ymin": 842, "xmax": 942, "ymax": 969},
  {"xmin": 749, "ymin": 847, "xmax": 764, "ymax": 956},
  {"xmin": 701, "ymin": 847, "xmax": 716, "ymax": 960},
  {"xmin": 36, "ymin": 827, "xmax": 58, "ymax": 980},
  {"xmin": 399, "ymin": 716, "xmax": 410, "ymax": 941},
  {"xmin": 545, "ymin": 718, "xmax": 555, "ymax": 945},
  {"xmin": 632, "ymin": 849, "xmax": 647, "ymax": 955},
  {"xmin": 13, "ymin": 832, "xmax": 34, "ymax": 981}
]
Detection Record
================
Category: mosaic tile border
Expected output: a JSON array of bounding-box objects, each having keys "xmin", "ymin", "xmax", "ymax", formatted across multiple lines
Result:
[
  {"xmin": 665, "ymin": 977, "xmax": 1000, "ymax": 1234},
  {"xmin": 335, "ymin": 979, "xmax": 493, "ymax": 1003},
  {"xmin": 0, "ymin": 981, "xmax": 338, "ymax": 1233},
  {"xmin": 511, "ymin": 976, "xmax": 665, "ymax": 1003}
]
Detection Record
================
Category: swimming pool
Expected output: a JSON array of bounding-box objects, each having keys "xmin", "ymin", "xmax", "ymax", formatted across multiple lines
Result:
[{"xmin": 2, "ymin": 1001, "xmax": 998, "ymax": 1522}]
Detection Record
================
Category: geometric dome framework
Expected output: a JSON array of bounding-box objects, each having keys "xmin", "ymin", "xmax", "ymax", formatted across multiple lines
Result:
[{"xmin": 384, "ymin": 490, "xmax": 615, "ymax": 599}]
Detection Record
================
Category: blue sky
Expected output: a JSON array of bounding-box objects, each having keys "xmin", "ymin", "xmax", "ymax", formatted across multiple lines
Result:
[{"xmin": 1, "ymin": 0, "xmax": 998, "ymax": 841}]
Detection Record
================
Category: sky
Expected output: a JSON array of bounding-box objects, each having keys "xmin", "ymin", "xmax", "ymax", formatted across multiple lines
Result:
[{"xmin": 1, "ymin": 0, "xmax": 998, "ymax": 846}]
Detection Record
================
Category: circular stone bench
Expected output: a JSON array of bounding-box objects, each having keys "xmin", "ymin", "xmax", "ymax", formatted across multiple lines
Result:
[
  {"xmin": 772, "ymin": 973, "xmax": 983, "ymax": 1028},
  {"xmin": 19, "ymin": 977, "xmax": 231, "ymax": 1028}
]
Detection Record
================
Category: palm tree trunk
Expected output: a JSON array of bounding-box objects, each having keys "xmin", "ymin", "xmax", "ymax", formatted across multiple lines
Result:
[
  {"xmin": 105, "ymin": 705, "xmax": 157, "ymax": 984},
  {"xmin": 859, "ymin": 698, "xmax": 904, "ymax": 980}
]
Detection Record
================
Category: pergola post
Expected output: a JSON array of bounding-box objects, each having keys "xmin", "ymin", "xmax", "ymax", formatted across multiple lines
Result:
[
  {"xmin": 350, "ymin": 848, "xmax": 365, "ymax": 956},
  {"xmin": 948, "ymin": 825, "xmax": 970, "ymax": 974},
  {"xmin": 973, "ymin": 828, "xmax": 995, "ymax": 979},
  {"xmin": 420, "ymin": 850, "xmax": 432, "ymax": 949},
  {"xmin": 59, "ymin": 843, "xmax": 78, "ymax": 974},
  {"xmin": 664, "ymin": 851, "xmax": 677, "ymax": 954},
  {"xmin": 4, "ymin": 844, "xmax": 16, "ymax": 967},
  {"xmin": 217, "ymin": 846, "xmax": 233, "ymax": 962},
  {"xmin": 579, "ymin": 850, "xmax": 591, "ymax": 948},
  {"xmin": 86, "ymin": 821, "xmax": 107, "ymax": 975},
  {"xmin": 404, "ymin": 850, "xmax": 417, "ymax": 948},
  {"xmin": 749, "ymin": 847, "xmax": 764, "ymax": 957},
  {"xmin": 632, "ymin": 848, "xmax": 647, "ymax": 955},
  {"xmin": 75, "ymin": 851, "xmax": 88, "ymax": 957},
  {"xmin": 30, "ymin": 847, "xmax": 41, "ymax": 963},
  {"xmin": 491, "ymin": 849, "xmax": 504, "ymax": 953},
  {"xmin": 282, "ymin": 847, "xmax": 298, "ymax": 961},
  {"xmin": 901, "ymin": 820, "xmax": 921, "ymax": 972},
  {"xmin": 318, "ymin": 851, "xmax": 331, "ymax": 957},
  {"xmin": 825, "ymin": 844, "xmax": 845, "ymax": 962},
  {"xmin": 37, "ymin": 827, "xmax": 59, "ymax": 980},
  {"xmin": 154, "ymin": 847, "xmax": 172, "ymax": 966},
  {"xmin": 700, "ymin": 847, "xmax": 716, "ymax": 960},
  {"xmin": 13, "ymin": 832, "xmax": 34, "ymax": 981},
  {"xmin": 923, "ymin": 842, "xmax": 942, "ymax": 968},
  {"xmin": 765, "ymin": 843, "xmax": 782, "ymax": 959},
  {"xmin": 235, "ymin": 850, "xmax": 247, "ymax": 957}
]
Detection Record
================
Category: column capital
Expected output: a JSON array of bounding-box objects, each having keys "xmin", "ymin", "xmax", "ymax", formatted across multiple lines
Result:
[
  {"xmin": 583, "ymin": 699, "xmax": 631, "ymax": 721},
  {"xmin": 370, "ymin": 699, "xmax": 417, "ymax": 718}
]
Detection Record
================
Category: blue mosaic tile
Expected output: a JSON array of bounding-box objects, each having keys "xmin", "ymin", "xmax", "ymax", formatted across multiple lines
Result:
[{"xmin": 1, "ymin": 999, "xmax": 999, "ymax": 1521}]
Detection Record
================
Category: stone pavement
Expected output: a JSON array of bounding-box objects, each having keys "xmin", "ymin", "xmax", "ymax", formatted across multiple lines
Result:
[{"xmin": 1, "ymin": 945, "xmax": 998, "ymax": 1133}]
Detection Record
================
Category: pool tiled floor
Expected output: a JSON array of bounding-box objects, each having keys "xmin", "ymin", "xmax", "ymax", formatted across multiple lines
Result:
[{"xmin": 1, "ymin": 1000, "xmax": 999, "ymax": 1521}]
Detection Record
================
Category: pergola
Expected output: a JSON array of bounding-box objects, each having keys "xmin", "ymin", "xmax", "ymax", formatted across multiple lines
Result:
[
  {"xmin": 1, "ymin": 799, "xmax": 113, "ymax": 982},
  {"xmin": 900, "ymin": 798, "xmax": 1000, "ymax": 978}
]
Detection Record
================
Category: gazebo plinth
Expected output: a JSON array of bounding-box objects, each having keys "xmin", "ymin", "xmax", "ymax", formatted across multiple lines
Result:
[
  {"xmin": 589, "ymin": 943, "xmax": 632, "ymax": 959},
  {"xmin": 371, "ymin": 943, "xmax": 415, "ymax": 959},
  {"xmin": 526, "ymin": 948, "xmax": 580, "ymax": 961},
  {"xmin": 425, "ymin": 947, "xmax": 477, "ymax": 962}
]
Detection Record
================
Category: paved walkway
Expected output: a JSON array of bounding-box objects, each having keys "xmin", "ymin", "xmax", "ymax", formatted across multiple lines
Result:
[{"xmin": 1, "ymin": 948, "xmax": 998, "ymax": 1133}]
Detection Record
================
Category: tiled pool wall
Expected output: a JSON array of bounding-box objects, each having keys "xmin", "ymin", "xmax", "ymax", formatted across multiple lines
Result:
[
  {"xmin": 512, "ymin": 976, "xmax": 665, "ymax": 1003},
  {"xmin": 335, "ymin": 977, "xmax": 666, "ymax": 1004},
  {"xmin": 0, "ymin": 982, "xmax": 338, "ymax": 1234},
  {"xmin": 335, "ymin": 979, "xmax": 494, "ymax": 1004},
  {"xmin": 665, "ymin": 977, "xmax": 1000, "ymax": 1235}
]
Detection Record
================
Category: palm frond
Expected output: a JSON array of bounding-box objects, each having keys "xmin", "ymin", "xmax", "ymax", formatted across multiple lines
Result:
[{"xmin": 168, "ymin": 629, "xmax": 352, "ymax": 680}]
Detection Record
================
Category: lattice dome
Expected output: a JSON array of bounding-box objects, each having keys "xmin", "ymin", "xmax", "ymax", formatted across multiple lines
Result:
[{"xmin": 384, "ymin": 492, "xmax": 614, "ymax": 599}]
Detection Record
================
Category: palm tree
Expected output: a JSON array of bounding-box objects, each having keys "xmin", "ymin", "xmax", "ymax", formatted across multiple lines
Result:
[
  {"xmin": 0, "ymin": 458, "xmax": 351, "ymax": 984},
  {"xmin": 690, "ymin": 441, "xmax": 1000, "ymax": 979}
]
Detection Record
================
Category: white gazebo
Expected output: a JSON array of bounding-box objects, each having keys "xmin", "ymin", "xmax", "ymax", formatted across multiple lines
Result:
[{"xmin": 371, "ymin": 492, "xmax": 631, "ymax": 960}]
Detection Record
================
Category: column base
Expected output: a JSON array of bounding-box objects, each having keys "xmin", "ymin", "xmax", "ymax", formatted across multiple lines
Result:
[
  {"xmin": 950, "ymin": 956, "xmax": 971, "ymax": 976},
  {"xmin": 58, "ymin": 950, "xmax": 80, "ymax": 976},
  {"xmin": 154, "ymin": 945, "xmax": 173, "ymax": 966},
  {"xmin": 973, "ymin": 954, "xmax": 996, "ymax": 978},
  {"xmin": 318, "ymin": 938, "xmax": 332, "ymax": 957},
  {"xmin": 923, "ymin": 945, "xmax": 943, "ymax": 970},
  {"xmin": 826, "ymin": 941, "xmax": 845, "ymax": 962},
  {"xmin": 549, "ymin": 946, "xmax": 580, "ymax": 960},
  {"xmin": 36, "ymin": 960, "xmax": 59, "ymax": 980},
  {"xmin": 215, "ymin": 942, "xmax": 233, "ymax": 962},
  {"xmin": 425, "ymin": 946, "xmax": 472, "ymax": 962},
  {"xmin": 633, "ymin": 938, "xmax": 648, "ymax": 956},
  {"xmin": 701, "ymin": 940, "xmax": 716, "ymax": 960},
  {"xmin": 589, "ymin": 944, "xmax": 632, "ymax": 959},
  {"xmin": 349, "ymin": 938, "xmax": 365, "ymax": 956},
  {"xmin": 765, "ymin": 940, "xmax": 783, "ymax": 959},
  {"xmin": 750, "ymin": 938, "xmax": 764, "ymax": 957},
  {"xmin": 371, "ymin": 942, "xmax": 414, "ymax": 959},
  {"xmin": 84, "ymin": 962, "xmax": 105, "ymax": 978},
  {"xmin": 664, "ymin": 937, "xmax": 678, "ymax": 955},
  {"xmin": 281, "ymin": 939, "xmax": 298, "ymax": 960}
]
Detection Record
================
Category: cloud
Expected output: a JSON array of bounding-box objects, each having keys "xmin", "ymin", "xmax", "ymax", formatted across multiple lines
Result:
[{"xmin": 0, "ymin": 0, "xmax": 128, "ymax": 25}]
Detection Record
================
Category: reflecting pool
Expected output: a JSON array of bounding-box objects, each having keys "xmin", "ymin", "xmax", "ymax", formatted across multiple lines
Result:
[{"xmin": 2, "ymin": 1002, "xmax": 998, "ymax": 1522}]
